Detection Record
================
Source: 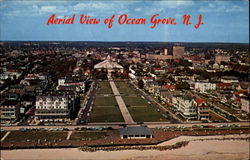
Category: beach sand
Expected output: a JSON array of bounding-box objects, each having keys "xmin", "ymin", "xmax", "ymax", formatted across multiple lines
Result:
[{"xmin": 1, "ymin": 135, "xmax": 249, "ymax": 160}]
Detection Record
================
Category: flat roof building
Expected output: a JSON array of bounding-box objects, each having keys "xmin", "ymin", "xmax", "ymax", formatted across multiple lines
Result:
[
  {"xmin": 173, "ymin": 46, "xmax": 184, "ymax": 59},
  {"xmin": 118, "ymin": 126, "xmax": 153, "ymax": 139}
]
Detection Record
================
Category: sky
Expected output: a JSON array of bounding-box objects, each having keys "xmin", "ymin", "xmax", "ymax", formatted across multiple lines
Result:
[{"xmin": 0, "ymin": 0, "xmax": 249, "ymax": 43}]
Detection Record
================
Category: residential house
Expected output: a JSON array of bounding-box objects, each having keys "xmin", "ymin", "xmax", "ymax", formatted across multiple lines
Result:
[
  {"xmin": 196, "ymin": 97, "xmax": 210, "ymax": 120},
  {"xmin": 194, "ymin": 82, "xmax": 216, "ymax": 93},
  {"xmin": 0, "ymin": 100, "xmax": 20, "ymax": 123}
]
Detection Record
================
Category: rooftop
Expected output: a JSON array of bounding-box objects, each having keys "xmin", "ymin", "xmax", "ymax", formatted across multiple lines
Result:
[{"xmin": 118, "ymin": 127, "xmax": 153, "ymax": 136}]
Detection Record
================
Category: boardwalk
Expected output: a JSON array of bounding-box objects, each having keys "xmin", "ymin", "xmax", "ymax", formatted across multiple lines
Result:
[{"xmin": 109, "ymin": 80, "xmax": 135, "ymax": 124}]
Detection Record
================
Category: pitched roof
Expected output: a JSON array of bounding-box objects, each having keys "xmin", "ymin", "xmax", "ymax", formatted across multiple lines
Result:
[
  {"xmin": 196, "ymin": 97, "xmax": 206, "ymax": 105},
  {"xmin": 163, "ymin": 84, "xmax": 176, "ymax": 89}
]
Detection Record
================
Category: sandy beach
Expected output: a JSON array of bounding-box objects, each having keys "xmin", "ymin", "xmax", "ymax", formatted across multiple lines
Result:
[{"xmin": 1, "ymin": 134, "xmax": 249, "ymax": 160}]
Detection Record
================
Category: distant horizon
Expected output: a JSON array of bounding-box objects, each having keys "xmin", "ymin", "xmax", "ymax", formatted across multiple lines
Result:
[{"xmin": 1, "ymin": 40, "xmax": 249, "ymax": 44}]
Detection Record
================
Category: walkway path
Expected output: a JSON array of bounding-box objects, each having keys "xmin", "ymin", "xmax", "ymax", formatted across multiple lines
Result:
[
  {"xmin": 1, "ymin": 131, "xmax": 10, "ymax": 142},
  {"xmin": 109, "ymin": 80, "xmax": 135, "ymax": 124},
  {"xmin": 66, "ymin": 131, "xmax": 73, "ymax": 140}
]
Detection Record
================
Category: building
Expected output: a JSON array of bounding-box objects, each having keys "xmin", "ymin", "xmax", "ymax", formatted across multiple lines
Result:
[
  {"xmin": 145, "ymin": 54, "xmax": 173, "ymax": 60},
  {"xmin": 221, "ymin": 76, "xmax": 239, "ymax": 83},
  {"xmin": 215, "ymin": 55, "xmax": 230, "ymax": 64},
  {"xmin": 163, "ymin": 48, "xmax": 168, "ymax": 55},
  {"xmin": 0, "ymin": 100, "xmax": 20, "ymax": 124},
  {"xmin": 240, "ymin": 97, "xmax": 249, "ymax": 113},
  {"xmin": 35, "ymin": 91, "xmax": 78, "ymax": 122},
  {"xmin": 94, "ymin": 56, "xmax": 124, "ymax": 73},
  {"xmin": 172, "ymin": 95, "xmax": 197, "ymax": 120},
  {"xmin": 57, "ymin": 76, "xmax": 86, "ymax": 93},
  {"xmin": 196, "ymin": 97, "xmax": 210, "ymax": 120},
  {"xmin": 194, "ymin": 82, "xmax": 216, "ymax": 93},
  {"xmin": 118, "ymin": 127, "xmax": 153, "ymax": 139},
  {"xmin": 173, "ymin": 46, "xmax": 184, "ymax": 59},
  {"xmin": 0, "ymin": 69, "xmax": 22, "ymax": 80},
  {"xmin": 172, "ymin": 94, "xmax": 210, "ymax": 121}
]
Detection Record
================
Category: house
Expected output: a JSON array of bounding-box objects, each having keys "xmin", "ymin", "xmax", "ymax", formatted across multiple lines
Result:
[
  {"xmin": 142, "ymin": 77, "xmax": 154, "ymax": 84},
  {"xmin": 196, "ymin": 97, "xmax": 210, "ymax": 120},
  {"xmin": 217, "ymin": 83, "xmax": 232, "ymax": 90},
  {"xmin": 8, "ymin": 84, "xmax": 26, "ymax": 95},
  {"xmin": 154, "ymin": 68, "xmax": 165, "ymax": 74},
  {"xmin": 215, "ymin": 55, "xmax": 230, "ymax": 64},
  {"xmin": 237, "ymin": 82, "xmax": 249, "ymax": 92},
  {"xmin": 57, "ymin": 76, "xmax": 86, "ymax": 93},
  {"xmin": 0, "ymin": 69, "xmax": 22, "ymax": 80},
  {"xmin": 240, "ymin": 97, "xmax": 249, "ymax": 113},
  {"xmin": 118, "ymin": 127, "xmax": 153, "ymax": 139},
  {"xmin": 194, "ymin": 82, "xmax": 216, "ymax": 93},
  {"xmin": 159, "ymin": 85, "xmax": 176, "ymax": 103},
  {"xmin": 163, "ymin": 84, "xmax": 176, "ymax": 91},
  {"xmin": 221, "ymin": 76, "xmax": 239, "ymax": 83},
  {"xmin": 0, "ymin": 100, "xmax": 20, "ymax": 124},
  {"xmin": 144, "ymin": 81, "xmax": 159, "ymax": 94}
]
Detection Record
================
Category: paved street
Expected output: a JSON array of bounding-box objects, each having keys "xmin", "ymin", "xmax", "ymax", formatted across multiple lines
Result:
[
  {"xmin": 75, "ymin": 80, "xmax": 98, "ymax": 125},
  {"xmin": 1, "ymin": 121, "xmax": 249, "ymax": 131}
]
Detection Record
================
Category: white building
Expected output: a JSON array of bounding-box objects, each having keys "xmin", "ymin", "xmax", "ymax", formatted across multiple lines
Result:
[
  {"xmin": 0, "ymin": 70, "xmax": 22, "ymax": 80},
  {"xmin": 94, "ymin": 56, "xmax": 124, "ymax": 73},
  {"xmin": 0, "ymin": 100, "xmax": 20, "ymax": 124},
  {"xmin": 35, "ymin": 95, "xmax": 72, "ymax": 122},
  {"xmin": 215, "ymin": 55, "xmax": 230, "ymax": 64},
  {"xmin": 172, "ymin": 95, "xmax": 197, "ymax": 120},
  {"xmin": 57, "ymin": 76, "xmax": 86, "ymax": 93},
  {"xmin": 240, "ymin": 97, "xmax": 249, "ymax": 113},
  {"xmin": 172, "ymin": 95, "xmax": 210, "ymax": 121},
  {"xmin": 194, "ymin": 82, "xmax": 216, "ymax": 93},
  {"xmin": 221, "ymin": 76, "xmax": 239, "ymax": 83}
]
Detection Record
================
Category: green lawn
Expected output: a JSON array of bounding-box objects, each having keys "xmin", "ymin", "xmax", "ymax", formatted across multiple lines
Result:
[
  {"xmin": 99, "ymin": 81, "xmax": 110, "ymax": 87},
  {"xmin": 3, "ymin": 131, "xmax": 68, "ymax": 142},
  {"xmin": 0, "ymin": 131, "xmax": 6, "ymax": 139},
  {"xmin": 207, "ymin": 99, "xmax": 239, "ymax": 115},
  {"xmin": 70, "ymin": 131, "xmax": 107, "ymax": 140},
  {"xmin": 96, "ymin": 87, "xmax": 113, "ymax": 94},
  {"xmin": 94, "ymin": 96, "xmax": 117, "ymax": 106},
  {"xmin": 91, "ymin": 81, "xmax": 124, "ymax": 122},
  {"xmin": 127, "ymin": 106, "xmax": 168, "ymax": 122},
  {"xmin": 210, "ymin": 111, "xmax": 227, "ymax": 121},
  {"xmin": 90, "ymin": 106, "xmax": 124, "ymax": 122},
  {"xmin": 235, "ymin": 113, "xmax": 250, "ymax": 120},
  {"xmin": 123, "ymin": 96, "xmax": 149, "ymax": 106},
  {"xmin": 96, "ymin": 81, "xmax": 113, "ymax": 94},
  {"xmin": 115, "ymin": 82, "xmax": 136, "ymax": 94}
]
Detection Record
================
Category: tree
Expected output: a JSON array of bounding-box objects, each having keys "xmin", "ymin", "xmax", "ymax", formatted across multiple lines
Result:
[
  {"xmin": 138, "ymin": 79, "xmax": 144, "ymax": 89},
  {"xmin": 176, "ymin": 82, "xmax": 190, "ymax": 90}
]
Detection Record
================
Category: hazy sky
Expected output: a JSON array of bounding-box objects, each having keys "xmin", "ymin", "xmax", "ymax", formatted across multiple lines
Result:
[{"xmin": 0, "ymin": 0, "xmax": 249, "ymax": 43}]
